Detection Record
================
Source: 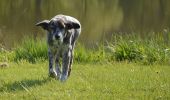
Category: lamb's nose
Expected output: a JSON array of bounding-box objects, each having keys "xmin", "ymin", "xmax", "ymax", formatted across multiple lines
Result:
[{"xmin": 55, "ymin": 35, "xmax": 60, "ymax": 39}]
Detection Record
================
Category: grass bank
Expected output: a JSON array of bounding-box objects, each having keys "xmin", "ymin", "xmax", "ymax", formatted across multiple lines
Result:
[
  {"xmin": 1, "ymin": 33, "xmax": 170, "ymax": 65},
  {"xmin": 0, "ymin": 62, "xmax": 169, "ymax": 99}
]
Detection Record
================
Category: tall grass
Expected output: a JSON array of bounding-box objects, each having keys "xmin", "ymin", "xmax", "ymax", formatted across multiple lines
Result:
[
  {"xmin": 14, "ymin": 37, "xmax": 48, "ymax": 63},
  {"xmin": 0, "ymin": 33, "xmax": 170, "ymax": 65},
  {"xmin": 74, "ymin": 43, "xmax": 107, "ymax": 63},
  {"xmin": 112, "ymin": 33, "xmax": 170, "ymax": 64}
]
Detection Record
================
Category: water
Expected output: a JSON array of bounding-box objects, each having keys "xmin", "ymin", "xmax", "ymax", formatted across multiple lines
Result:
[{"xmin": 0, "ymin": 0, "xmax": 170, "ymax": 48}]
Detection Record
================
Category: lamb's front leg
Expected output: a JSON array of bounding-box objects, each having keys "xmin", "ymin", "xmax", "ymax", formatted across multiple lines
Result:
[
  {"xmin": 60, "ymin": 47, "xmax": 72, "ymax": 81},
  {"xmin": 48, "ymin": 49, "xmax": 57, "ymax": 78},
  {"xmin": 55, "ymin": 54, "xmax": 61, "ymax": 79}
]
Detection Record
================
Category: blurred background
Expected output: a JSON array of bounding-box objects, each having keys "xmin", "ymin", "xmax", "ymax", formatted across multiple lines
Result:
[{"xmin": 0, "ymin": 0, "xmax": 170, "ymax": 48}]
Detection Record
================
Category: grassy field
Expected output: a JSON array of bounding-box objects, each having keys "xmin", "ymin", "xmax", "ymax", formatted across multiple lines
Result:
[
  {"xmin": 0, "ymin": 62, "xmax": 169, "ymax": 100},
  {"xmin": 0, "ymin": 33, "xmax": 170, "ymax": 99}
]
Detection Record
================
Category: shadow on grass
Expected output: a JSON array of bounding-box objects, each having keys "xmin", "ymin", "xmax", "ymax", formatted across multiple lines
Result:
[{"xmin": 0, "ymin": 77, "xmax": 53, "ymax": 93}]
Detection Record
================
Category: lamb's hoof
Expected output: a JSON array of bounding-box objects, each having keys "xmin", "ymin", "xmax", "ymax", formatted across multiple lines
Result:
[
  {"xmin": 60, "ymin": 75, "xmax": 68, "ymax": 82},
  {"xmin": 49, "ymin": 70, "xmax": 59, "ymax": 80}
]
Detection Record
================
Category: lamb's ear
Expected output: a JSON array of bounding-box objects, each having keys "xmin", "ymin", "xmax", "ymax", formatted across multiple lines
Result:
[
  {"xmin": 36, "ymin": 20, "xmax": 50, "ymax": 30},
  {"xmin": 65, "ymin": 22, "xmax": 80, "ymax": 29}
]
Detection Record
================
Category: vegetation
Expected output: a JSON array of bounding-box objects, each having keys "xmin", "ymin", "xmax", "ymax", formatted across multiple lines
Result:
[
  {"xmin": 14, "ymin": 37, "xmax": 48, "ymax": 63},
  {"xmin": 1, "ymin": 1, "xmax": 170, "ymax": 99},
  {"xmin": 0, "ymin": 33, "xmax": 170, "ymax": 99},
  {"xmin": 0, "ymin": 62, "xmax": 170, "ymax": 99},
  {"xmin": 1, "ymin": 33, "xmax": 169, "ymax": 65}
]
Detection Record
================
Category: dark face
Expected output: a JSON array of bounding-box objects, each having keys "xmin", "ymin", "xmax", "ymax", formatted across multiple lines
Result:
[
  {"xmin": 48, "ymin": 19, "xmax": 66, "ymax": 44},
  {"xmin": 36, "ymin": 17, "xmax": 80, "ymax": 45}
]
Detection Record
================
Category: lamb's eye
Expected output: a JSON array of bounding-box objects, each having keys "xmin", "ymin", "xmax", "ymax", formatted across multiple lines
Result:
[{"xmin": 50, "ymin": 25, "xmax": 55, "ymax": 30}]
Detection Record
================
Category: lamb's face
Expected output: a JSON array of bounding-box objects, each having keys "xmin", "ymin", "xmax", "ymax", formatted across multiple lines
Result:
[
  {"xmin": 36, "ymin": 15, "xmax": 81, "ymax": 46},
  {"xmin": 48, "ymin": 19, "xmax": 67, "ymax": 45}
]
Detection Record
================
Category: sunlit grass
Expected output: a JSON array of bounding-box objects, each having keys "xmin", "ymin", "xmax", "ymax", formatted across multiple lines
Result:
[
  {"xmin": 108, "ymin": 33, "xmax": 170, "ymax": 65},
  {"xmin": 0, "ymin": 62, "xmax": 169, "ymax": 99},
  {"xmin": 14, "ymin": 37, "xmax": 48, "ymax": 63},
  {"xmin": 0, "ymin": 33, "xmax": 170, "ymax": 99},
  {"xmin": 1, "ymin": 33, "xmax": 167, "ymax": 65}
]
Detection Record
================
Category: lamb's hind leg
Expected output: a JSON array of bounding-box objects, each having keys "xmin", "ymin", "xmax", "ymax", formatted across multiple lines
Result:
[
  {"xmin": 68, "ymin": 34, "xmax": 78, "ymax": 77},
  {"xmin": 68, "ymin": 46, "xmax": 74, "ymax": 77}
]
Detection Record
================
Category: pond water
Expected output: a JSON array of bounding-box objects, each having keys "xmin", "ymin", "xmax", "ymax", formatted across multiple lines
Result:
[{"xmin": 0, "ymin": 0, "xmax": 170, "ymax": 48}]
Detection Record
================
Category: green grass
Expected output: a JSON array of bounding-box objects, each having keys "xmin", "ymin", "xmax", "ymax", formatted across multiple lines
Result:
[
  {"xmin": 0, "ymin": 62, "xmax": 169, "ymax": 99},
  {"xmin": 14, "ymin": 37, "xmax": 48, "ymax": 63},
  {"xmin": 0, "ymin": 33, "xmax": 170, "ymax": 65},
  {"xmin": 2, "ymin": 33, "xmax": 167, "ymax": 65},
  {"xmin": 0, "ymin": 33, "xmax": 170, "ymax": 99}
]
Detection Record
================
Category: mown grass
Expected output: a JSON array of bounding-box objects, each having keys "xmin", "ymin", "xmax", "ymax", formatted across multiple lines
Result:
[
  {"xmin": 0, "ymin": 33, "xmax": 170, "ymax": 99},
  {"xmin": 0, "ymin": 62, "xmax": 169, "ymax": 99}
]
